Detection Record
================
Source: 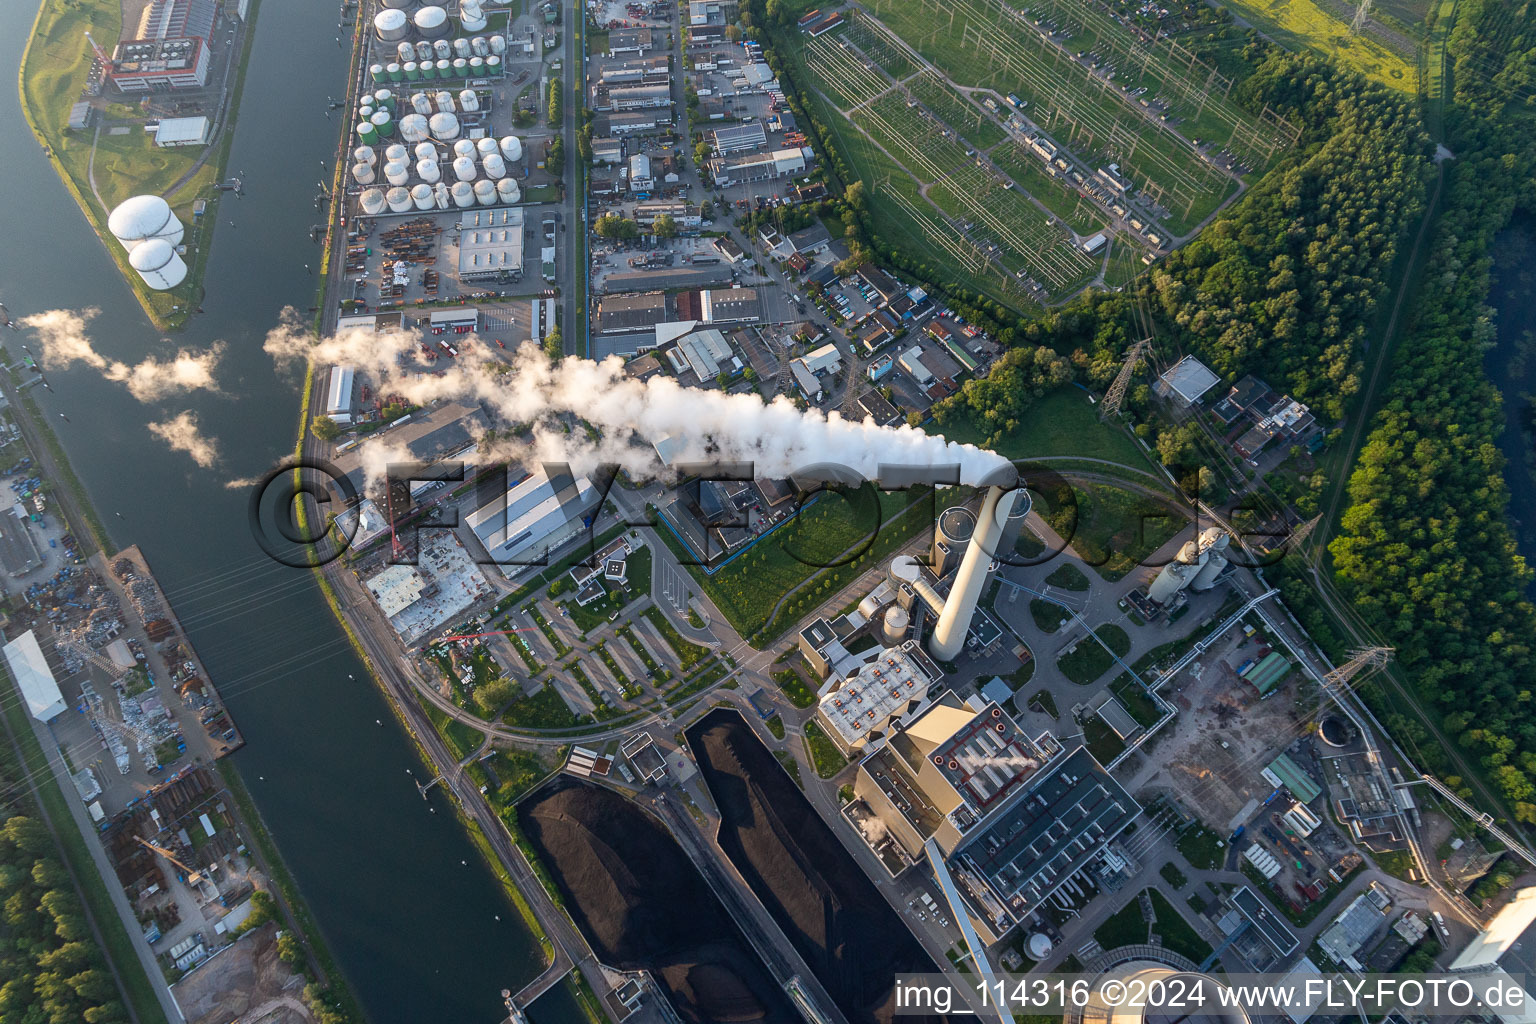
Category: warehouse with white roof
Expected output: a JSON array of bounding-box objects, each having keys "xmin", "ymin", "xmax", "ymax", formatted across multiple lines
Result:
[
  {"xmin": 4, "ymin": 630, "xmax": 65, "ymax": 722},
  {"xmin": 466, "ymin": 467, "xmax": 600, "ymax": 573}
]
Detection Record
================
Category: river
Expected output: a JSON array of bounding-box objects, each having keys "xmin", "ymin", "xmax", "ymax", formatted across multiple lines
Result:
[
  {"xmin": 0, "ymin": 2, "xmax": 577, "ymax": 1021},
  {"xmin": 1487, "ymin": 219, "xmax": 1536, "ymax": 600}
]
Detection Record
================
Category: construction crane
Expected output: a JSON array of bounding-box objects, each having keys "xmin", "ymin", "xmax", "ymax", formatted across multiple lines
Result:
[
  {"xmin": 135, "ymin": 835, "xmax": 205, "ymax": 885},
  {"xmin": 1100, "ymin": 337, "xmax": 1152, "ymax": 421}
]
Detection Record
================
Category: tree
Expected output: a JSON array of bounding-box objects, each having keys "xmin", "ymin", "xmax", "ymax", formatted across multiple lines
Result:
[
  {"xmin": 546, "ymin": 77, "xmax": 563, "ymax": 124},
  {"xmin": 546, "ymin": 136, "xmax": 566, "ymax": 175},
  {"xmin": 543, "ymin": 328, "xmax": 563, "ymax": 361},
  {"xmin": 652, "ymin": 213, "xmax": 678, "ymax": 239},
  {"xmin": 310, "ymin": 416, "xmax": 342, "ymax": 442},
  {"xmin": 277, "ymin": 933, "xmax": 306, "ymax": 967},
  {"xmin": 474, "ymin": 677, "xmax": 517, "ymax": 715},
  {"xmin": 725, "ymin": 24, "xmax": 742, "ymax": 41},
  {"xmin": 694, "ymin": 140, "xmax": 711, "ymax": 166}
]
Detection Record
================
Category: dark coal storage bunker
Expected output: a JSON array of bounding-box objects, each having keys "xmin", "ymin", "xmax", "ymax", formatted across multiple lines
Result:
[
  {"xmin": 518, "ymin": 776, "xmax": 799, "ymax": 1024},
  {"xmin": 686, "ymin": 708, "xmax": 953, "ymax": 1024}
]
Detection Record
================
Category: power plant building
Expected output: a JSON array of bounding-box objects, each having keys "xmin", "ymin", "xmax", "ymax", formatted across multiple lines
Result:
[
  {"xmin": 466, "ymin": 467, "xmax": 600, "ymax": 574},
  {"xmin": 4, "ymin": 630, "xmax": 66, "ymax": 723},
  {"xmin": 815, "ymin": 640, "xmax": 940, "ymax": 755},
  {"xmin": 103, "ymin": 0, "xmax": 217, "ymax": 92}
]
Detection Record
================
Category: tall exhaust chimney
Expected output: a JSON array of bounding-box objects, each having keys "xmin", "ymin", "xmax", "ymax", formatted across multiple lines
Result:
[{"xmin": 929, "ymin": 486, "xmax": 1017, "ymax": 661}]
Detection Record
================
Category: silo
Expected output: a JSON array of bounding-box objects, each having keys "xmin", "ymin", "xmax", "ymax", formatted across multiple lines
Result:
[
  {"xmin": 476, "ymin": 137, "xmax": 500, "ymax": 159},
  {"xmin": 453, "ymin": 139, "xmax": 476, "ymax": 159},
  {"xmin": 359, "ymin": 189, "xmax": 388, "ymax": 216},
  {"xmin": 410, "ymin": 93, "xmax": 432, "ymax": 116},
  {"xmin": 468, "ymin": 56, "xmax": 485, "ymax": 76},
  {"xmin": 417, "ymin": 159, "xmax": 442, "ymax": 183},
  {"xmin": 1190, "ymin": 532, "xmax": 1231, "ymax": 591},
  {"xmin": 434, "ymin": 59, "xmax": 452, "ymax": 78},
  {"xmin": 932, "ymin": 506, "xmax": 976, "ymax": 578},
  {"xmin": 374, "ymin": 9, "xmax": 409, "ymax": 41},
  {"xmin": 384, "ymin": 161, "xmax": 410, "ymax": 186},
  {"xmin": 470, "ymin": 35, "xmax": 489, "ymax": 56},
  {"xmin": 386, "ymin": 62, "xmax": 403, "ymax": 82},
  {"xmin": 482, "ymin": 152, "xmax": 507, "ymax": 179},
  {"xmin": 402, "ymin": 61, "xmax": 421, "ymax": 81},
  {"xmin": 498, "ymin": 135, "xmax": 522, "ymax": 162},
  {"xmin": 451, "ymin": 180, "xmax": 475, "ymax": 208},
  {"xmin": 399, "ymin": 113, "xmax": 430, "ymax": 142},
  {"xmin": 418, "ymin": 61, "xmax": 435, "ymax": 81},
  {"xmin": 415, "ymin": 41, "xmax": 434, "ymax": 62},
  {"xmin": 370, "ymin": 63, "xmax": 386, "ymax": 84},
  {"xmin": 882, "ymin": 605, "xmax": 910, "ymax": 646},
  {"xmin": 495, "ymin": 177, "xmax": 519, "ymax": 203},
  {"xmin": 486, "ymin": 55, "xmax": 501, "ymax": 75},
  {"xmin": 108, "ymin": 194, "xmax": 185, "ymax": 250},
  {"xmin": 414, "ymin": 141, "xmax": 437, "ymax": 163},
  {"xmin": 429, "ymin": 112, "xmax": 460, "ymax": 140},
  {"xmin": 411, "ymin": 184, "xmax": 435, "ymax": 210},
  {"xmin": 490, "ymin": 34, "xmax": 507, "ymax": 55},
  {"xmin": 435, "ymin": 89, "xmax": 456, "ymax": 112},
  {"xmin": 358, "ymin": 103, "xmax": 374, "ymax": 121},
  {"xmin": 1147, "ymin": 560, "xmax": 1197, "ymax": 605},
  {"xmin": 453, "ymin": 59, "xmax": 470, "ymax": 79},
  {"xmin": 386, "ymin": 187, "xmax": 413, "ymax": 213},
  {"xmin": 889, "ymin": 554, "xmax": 921, "ymax": 612},
  {"xmin": 351, "ymin": 161, "xmax": 376, "ymax": 184},
  {"xmin": 433, "ymin": 39, "xmax": 452, "ymax": 61},
  {"xmin": 371, "ymin": 109, "xmax": 395, "ymax": 137},
  {"xmin": 396, "ymin": 42, "xmax": 415, "ymax": 64},
  {"xmin": 452, "ymin": 155, "xmax": 477, "ymax": 181},
  {"xmin": 384, "ymin": 142, "xmax": 409, "ymax": 164},
  {"xmin": 453, "ymin": 37, "xmax": 472, "ymax": 59},
  {"xmin": 353, "ymin": 144, "xmax": 377, "ymax": 166},
  {"xmin": 414, "ymin": 7, "xmax": 448, "ymax": 37},
  {"xmin": 460, "ymin": 0, "xmax": 488, "ymax": 32},
  {"xmin": 373, "ymin": 89, "xmax": 395, "ymax": 112},
  {"xmin": 473, "ymin": 179, "xmax": 497, "ymax": 205},
  {"xmin": 460, "ymin": 88, "xmax": 479, "ymax": 111},
  {"xmin": 128, "ymin": 239, "xmax": 188, "ymax": 291},
  {"xmin": 356, "ymin": 120, "xmax": 378, "ymax": 145},
  {"xmin": 433, "ymin": 182, "xmax": 450, "ymax": 210}
]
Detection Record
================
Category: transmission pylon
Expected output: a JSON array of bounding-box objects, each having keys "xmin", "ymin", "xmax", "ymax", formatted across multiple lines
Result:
[
  {"xmin": 1321, "ymin": 646, "xmax": 1393, "ymax": 694},
  {"xmin": 1287, "ymin": 513, "xmax": 1323, "ymax": 557},
  {"xmin": 1350, "ymin": 0, "xmax": 1371, "ymax": 35},
  {"xmin": 1100, "ymin": 338, "xmax": 1152, "ymax": 420}
]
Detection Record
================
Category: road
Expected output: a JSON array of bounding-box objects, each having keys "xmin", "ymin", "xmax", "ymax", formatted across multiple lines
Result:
[{"xmin": 561, "ymin": 0, "xmax": 584, "ymax": 354}]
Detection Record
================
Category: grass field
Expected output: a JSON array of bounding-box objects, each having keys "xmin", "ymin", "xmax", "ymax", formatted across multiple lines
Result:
[
  {"xmin": 1218, "ymin": 0, "xmax": 1418, "ymax": 90},
  {"xmin": 1055, "ymin": 481, "xmax": 1191, "ymax": 582},
  {"xmin": 935, "ymin": 386, "xmax": 1149, "ymax": 465},
  {"xmin": 802, "ymin": 721, "xmax": 849, "ymax": 778},
  {"xmin": 1059, "ymin": 622, "xmax": 1132, "ymax": 685}
]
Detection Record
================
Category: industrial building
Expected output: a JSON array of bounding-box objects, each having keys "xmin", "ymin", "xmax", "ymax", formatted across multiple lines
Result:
[
  {"xmin": 1155, "ymin": 354, "xmax": 1221, "ymax": 406},
  {"xmin": 0, "ymin": 507, "xmax": 43, "ymax": 577},
  {"xmin": 367, "ymin": 564, "xmax": 429, "ymax": 618},
  {"xmin": 333, "ymin": 400, "xmax": 489, "ymax": 496},
  {"xmin": 662, "ymin": 328, "xmax": 733, "ymax": 381},
  {"xmin": 708, "ymin": 147, "xmax": 808, "ymax": 185},
  {"xmin": 4, "ymin": 630, "xmax": 65, "ymax": 722},
  {"xmin": 597, "ymin": 292, "xmax": 669, "ymax": 334},
  {"xmin": 324, "ymin": 365, "xmax": 355, "ymax": 425},
  {"xmin": 814, "ymin": 640, "xmax": 940, "ymax": 755},
  {"xmin": 152, "ymin": 115, "xmax": 211, "ymax": 147},
  {"xmin": 710, "ymin": 121, "xmax": 768, "ymax": 155},
  {"xmin": 466, "ymin": 466, "xmax": 600, "ymax": 572},
  {"xmin": 1146, "ymin": 526, "xmax": 1230, "ymax": 607},
  {"xmin": 457, "ymin": 207, "xmax": 524, "ymax": 281}
]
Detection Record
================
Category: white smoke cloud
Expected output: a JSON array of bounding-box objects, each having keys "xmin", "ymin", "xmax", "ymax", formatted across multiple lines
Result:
[
  {"xmin": 20, "ymin": 307, "xmax": 224, "ymax": 402},
  {"xmin": 148, "ymin": 412, "xmax": 219, "ymax": 469},
  {"xmin": 223, "ymin": 475, "xmax": 264, "ymax": 490},
  {"xmin": 264, "ymin": 308, "xmax": 1011, "ymax": 493}
]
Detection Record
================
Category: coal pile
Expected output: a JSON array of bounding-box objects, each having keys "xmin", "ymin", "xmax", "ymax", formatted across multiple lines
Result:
[
  {"xmin": 519, "ymin": 777, "xmax": 798, "ymax": 1024},
  {"xmin": 686, "ymin": 709, "xmax": 952, "ymax": 1024}
]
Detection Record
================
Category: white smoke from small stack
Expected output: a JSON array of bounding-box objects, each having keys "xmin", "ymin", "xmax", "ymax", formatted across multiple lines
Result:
[
  {"xmin": 971, "ymin": 754, "xmax": 1039, "ymax": 773},
  {"xmin": 264, "ymin": 309, "xmax": 1011, "ymax": 495}
]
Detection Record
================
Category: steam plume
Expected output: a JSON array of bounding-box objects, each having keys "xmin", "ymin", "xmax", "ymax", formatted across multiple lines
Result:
[
  {"xmin": 20, "ymin": 308, "xmax": 225, "ymax": 401},
  {"xmin": 265, "ymin": 309, "xmax": 1010, "ymax": 493}
]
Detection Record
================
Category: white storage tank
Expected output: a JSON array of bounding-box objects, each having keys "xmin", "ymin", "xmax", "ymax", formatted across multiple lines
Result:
[
  {"xmin": 415, "ymin": 7, "xmax": 450, "ymax": 37},
  {"xmin": 498, "ymin": 135, "xmax": 522, "ymax": 162},
  {"xmin": 451, "ymin": 140, "xmax": 474, "ymax": 161},
  {"xmin": 351, "ymin": 161, "xmax": 376, "ymax": 184},
  {"xmin": 396, "ymin": 42, "xmax": 415, "ymax": 64},
  {"xmin": 384, "ymin": 143, "xmax": 409, "ymax": 164},
  {"xmin": 414, "ymin": 141, "xmax": 437, "ymax": 163},
  {"xmin": 411, "ymin": 183, "xmax": 435, "ymax": 210},
  {"xmin": 482, "ymin": 152, "xmax": 506, "ymax": 179},
  {"xmin": 107, "ymin": 194, "xmax": 185, "ymax": 251},
  {"xmin": 434, "ymin": 58, "xmax": 451, "ymax": 78},
  {"xmin": 386, "ymin": 186, "xmax": 412, "ymax": 212},
  {"xmin": 370, "ymin": 108, "xmax": 394, "ymax": 137},
  {"xmin": 374, "ymin": 9, "xmax": 409, "ymax": 41},
  {"xmin": 468, "ymin": 56, "xmax": 485, "ymax": 76},
  {"xmin": 452, "ymin": 155, "xmax": 477, "ymax": 182},
  {"xmin": 410, "ymin": 92, "xmax": 432, "ymax": 116},
  {"xmin": 473, "ymin": 179, "xmax": 496, "ymax": 205},
  {"xmin": 433, "ymin": 39, "xmax": 452, "ymax": 61},
  {"xmin": 433, "ymin": 182, "xmax": 450, "ymax": 210},
  {"xmin": 460, "ymin": 0, "xmax": 488, "ymax": 32},
  {"xmin": 381, "ymin": 0, "xmax": 411, "ymax": 8},
  {"xmin": 476, "ymin": 137, "xmax": 500, "ymax": 159},
  {"xmin": 353, "ymin": 144, "xmax": 377, "ymax": 166},
  {"xmin": 399, "ymin": 113, "xmax": 429, "ymax": 143},
  {"xmin": 486, "ymin": 55, "xmax": 501, "ymax": 75},
  {"xmin": 417, "ymin": 159, "xmax": 442, "ymax": 183},
  {"xmin": 358, "ymin": 103, "xmax": 374, "ymax": 121},
  {"xmin": 359, "ymin": 188, "xmax": 387, "ymax": 216},
  {"xmin": 459, "ymin": 88, "xmax": 479, "ymax": 112},
  {"xmin": 383, "ymin": 161, "xmax": 410, "ymax": 186},
  {"xmin": 429, "ymin": 111, "xmax": 460, "ymax": 140},
  {"xmin": 129, "ymin": 238, "xmax": 188, "ymax": 291},
  {"xmin": 415, "ymin": 41, "xmax": 434, "ymax": 62},
  {"xmin": 495, "ymin": 177, "xmax": 520, "ymax": 203},
  {"xmin": 452, "ymin": 57, "xmax": 469, "ymax": 78},
  {"xmin": 882, "ymin": 605, "xmax": 910, "ymax": 645},
  {"xmin": 470, "ymin": 35, "xmax": 489, "ymax": 56},
  {"xmin": 451, "ymin": 180, "xmax": 475, "ymax": 208},
  {"xmin": 489, "ymin": 34, "xmax": 506, "ymax": 55},
  {"xmin": 435, "ymin": 89, "xmax": 456, "ymax": 112},
  {"xmin": 453, "ymin": 37, "xmax": 472, "ymax": 59}
]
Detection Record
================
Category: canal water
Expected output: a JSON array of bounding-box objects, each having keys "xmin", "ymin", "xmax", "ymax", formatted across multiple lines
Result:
[
  {"xmin": 1487, "ymin": 219, "xmax": 1536, "ymax": 599},
  {"xmin": 0, "ymin": 2, "xmax": 578, "ymax": 1021}
]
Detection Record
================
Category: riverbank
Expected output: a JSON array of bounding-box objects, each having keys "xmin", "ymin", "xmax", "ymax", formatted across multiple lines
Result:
[{"xmin": 16, "ymin": 0, "xmax": 263, "ymax": 330}]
